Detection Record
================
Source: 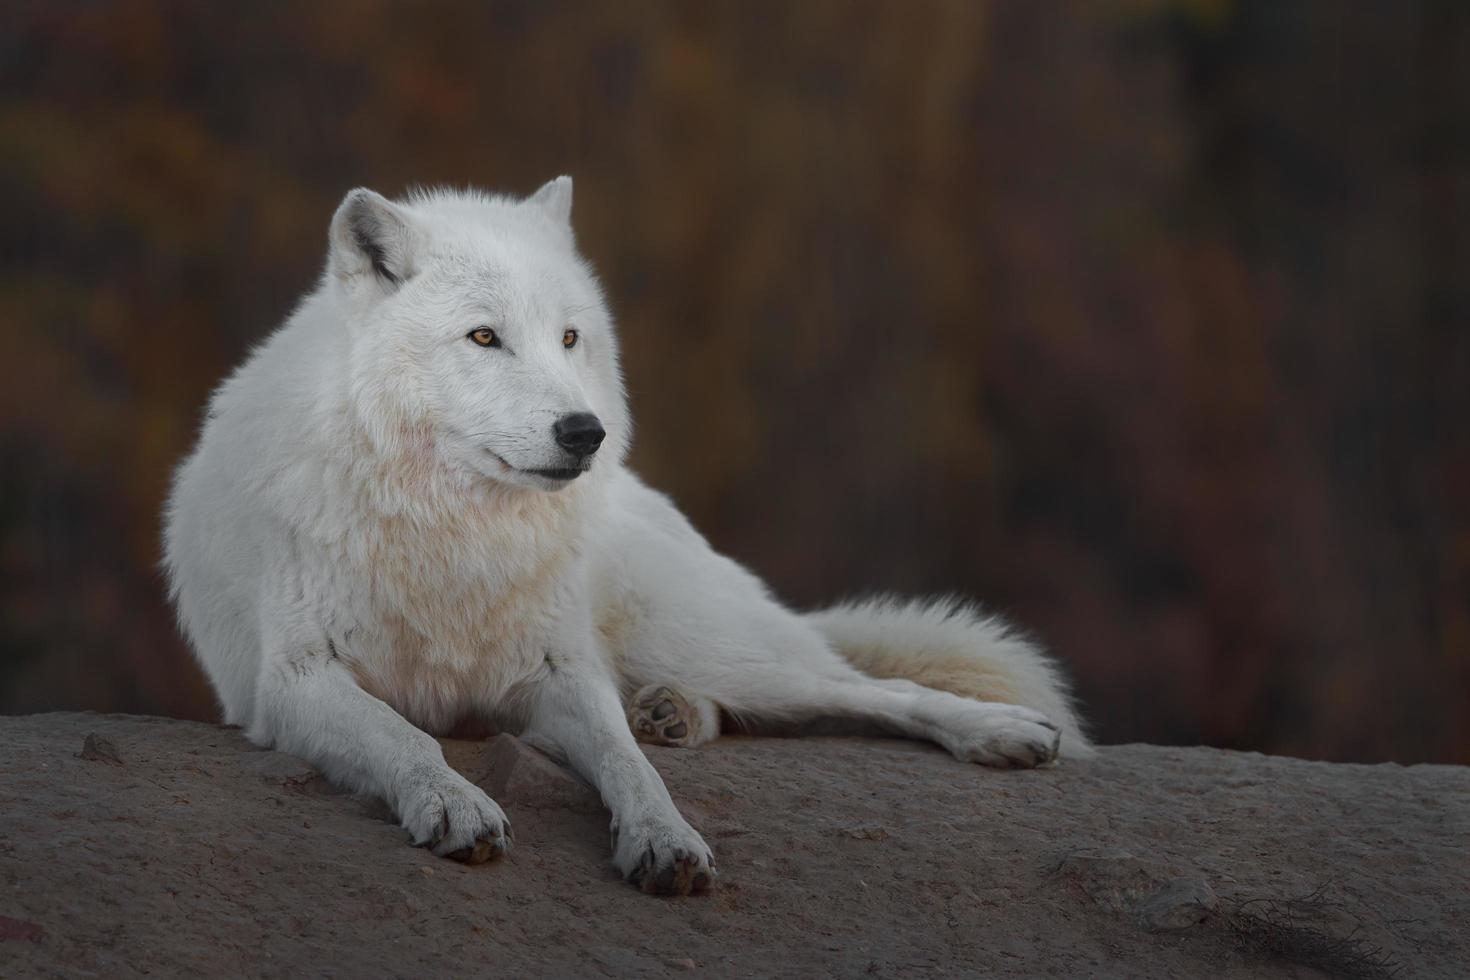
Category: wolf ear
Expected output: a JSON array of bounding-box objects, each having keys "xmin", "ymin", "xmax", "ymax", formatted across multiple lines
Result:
[
  {"xmin": 529, "ymin": 175, "xmax": 573, "ymax": 228},
  {"xmin": 328, "ymin": 188, "xmax": 419, "ymax": 292}
]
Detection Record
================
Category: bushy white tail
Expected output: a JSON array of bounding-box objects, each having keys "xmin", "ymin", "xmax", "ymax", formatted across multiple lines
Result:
[{"xmin": 805, "ymin": 596, "xmax": 1093, "ymax": 757}]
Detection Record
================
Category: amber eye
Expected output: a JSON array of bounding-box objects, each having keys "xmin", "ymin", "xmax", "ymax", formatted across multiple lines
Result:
[
  {"xmin": 468, "ymin": 327, "xmax": 500, "ymax": 348},
  {"xmin": 562, "ymin": 328, "xmax": 579, "ymax": 350}
]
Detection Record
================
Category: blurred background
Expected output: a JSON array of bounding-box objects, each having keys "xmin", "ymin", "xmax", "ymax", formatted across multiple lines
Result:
[{"xmin": 2, "ymin": 1, "xmax": 1467, "ymax": 764}]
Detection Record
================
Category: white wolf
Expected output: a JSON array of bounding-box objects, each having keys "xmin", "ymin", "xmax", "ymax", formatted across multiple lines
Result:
[{"xmin": 164, "ymin": 178, "xmax": 1089, "ymax": 896}]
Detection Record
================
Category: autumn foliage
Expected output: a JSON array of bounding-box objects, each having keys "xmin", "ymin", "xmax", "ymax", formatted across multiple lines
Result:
[{"xmin": 2, "ymin": 1, "xmax": 1466, "ymax": 762}]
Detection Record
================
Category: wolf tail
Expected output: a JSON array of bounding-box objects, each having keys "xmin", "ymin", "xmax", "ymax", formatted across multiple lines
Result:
[{"xmin": 804, "ymin": 596, "xmax": 1093, "ymax": 758}]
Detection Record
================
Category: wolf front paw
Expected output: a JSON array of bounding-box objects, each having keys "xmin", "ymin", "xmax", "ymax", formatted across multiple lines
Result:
[
  {"xmin": 399, "ymin": 769, "xmax": 511, "ymax": 864},
  {"xmin": 937, "ymin": 701, "xmax": 1063, "ymax": 769},
  {"xmin": 611, "ymin": 814, "xmax": 716, "ymax": 896},
  {"xmin": 627, "ymin": 685, "xmax": 714, "ymax": 748}
]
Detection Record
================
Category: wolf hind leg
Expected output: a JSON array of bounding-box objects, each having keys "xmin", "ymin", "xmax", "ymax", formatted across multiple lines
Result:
[
  {"xmin": 626, "ymin": 684, "xmax": 720, "ymax": 748},
  {"xmin": 861, "ymin": 676, "xmax": 1063, "ymax": 768},
  {"xmin": 614, "ymin": 624, "xmax": 1059, "ymax": 765},
  {"xmin": 699, "ymin": 659, "xmax": 1062, "ymax": 769}
]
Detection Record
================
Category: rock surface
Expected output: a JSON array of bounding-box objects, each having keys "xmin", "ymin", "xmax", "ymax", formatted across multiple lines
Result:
[{"xmin": 1, "ymin": 713, "xmax": 1466, "ymax": 978}]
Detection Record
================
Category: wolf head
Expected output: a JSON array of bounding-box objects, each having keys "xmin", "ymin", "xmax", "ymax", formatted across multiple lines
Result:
[{"xmin": 325, "ymin": 178, "xmax": 628, "ymax": 493}]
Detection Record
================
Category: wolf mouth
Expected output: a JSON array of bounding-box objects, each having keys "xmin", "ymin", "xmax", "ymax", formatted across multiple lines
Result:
[
  {"xmin": 527, "ymin": 467, "xmax": 585, "ymax": 481},
  {"xmin": 489, "ymin": 451, "xmax": 587, "ymax": 482}
]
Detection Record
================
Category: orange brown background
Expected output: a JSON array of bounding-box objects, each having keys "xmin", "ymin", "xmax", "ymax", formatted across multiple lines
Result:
[{"xmin": 3, "ymin": 1, "xmax": 1467, "ymax": 763}]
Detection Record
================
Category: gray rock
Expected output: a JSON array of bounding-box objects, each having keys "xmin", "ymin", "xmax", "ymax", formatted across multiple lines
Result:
[
  {"xmin": 1, "ymin": 713, "xmax": 1466, "ymax": 978},
  {"xmin": 476, "ymin": 732, "xmax": 603, "ymax": 815},
  {"xmin": 1133, "ymin": 876, "xmax": 1218, "ymax": 931}
]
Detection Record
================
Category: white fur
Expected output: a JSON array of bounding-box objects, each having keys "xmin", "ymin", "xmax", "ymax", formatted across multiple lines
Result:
[{"xmin": 164, "ymin": 179, "xmax": 1089, "ymax": 893}]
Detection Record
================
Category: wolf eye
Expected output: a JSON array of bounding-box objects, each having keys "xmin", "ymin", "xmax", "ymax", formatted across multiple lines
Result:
[
  {"xmin": 468, "ymin": 327, "xmax": 500, "ymax": 348},
  {"xmin": 562, "ymin": 328, "xmax": 578, "ymax": 349}
]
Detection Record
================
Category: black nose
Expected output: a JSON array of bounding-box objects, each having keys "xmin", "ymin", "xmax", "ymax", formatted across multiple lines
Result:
[{"xmin": 553, "ymin": 412, "xmax": 606, "ymax": 457}]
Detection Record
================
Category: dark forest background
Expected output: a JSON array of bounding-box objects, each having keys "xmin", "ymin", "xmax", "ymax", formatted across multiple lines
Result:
[{"xmin": 2, "ymin": 1, "xmax": 1467, "ymax": 763}]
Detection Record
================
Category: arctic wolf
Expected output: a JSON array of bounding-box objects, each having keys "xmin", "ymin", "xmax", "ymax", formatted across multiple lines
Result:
[{"xmin": 164, "ymin": 178, "xmax": 1089, "ymax": 896}]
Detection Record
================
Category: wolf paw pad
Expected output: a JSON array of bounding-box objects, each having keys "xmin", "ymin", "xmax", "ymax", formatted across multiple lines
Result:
[{"xmin": 627, "ymin": 685, "xmax": 706, "ymax": 748}]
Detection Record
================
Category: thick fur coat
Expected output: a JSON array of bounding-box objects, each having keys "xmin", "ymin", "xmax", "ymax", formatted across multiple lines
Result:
[{"xmin": 164, "ymin": 179, "xmax": 1089, "ymax": 895}]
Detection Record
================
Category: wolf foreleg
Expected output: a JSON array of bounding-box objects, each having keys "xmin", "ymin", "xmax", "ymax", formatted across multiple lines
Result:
[
  {"xmin": 251, "ymin": 650, "xmax": 511, "ymax": 863},
  {"xmin": 524, "ymin": 658, "xmax": 715, "ymax": 894}
]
